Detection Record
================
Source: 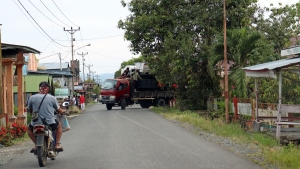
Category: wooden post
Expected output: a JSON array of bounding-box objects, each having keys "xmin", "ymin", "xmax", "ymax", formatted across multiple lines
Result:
[
  {"xmin": 3, "ymin": 58, "xmax": 16, "ymax": 126},
  {"xmin": 16, "ymin": 51, "xmax": 26, "ymax": 125},
  {"xmin": 254, "ymin": 79, "xmax": 258, "ymax": 121},
  {"xmin": 233, "ymin": 96, "xmax": 238, "ymax": 120},
  {"xmin": 2, "ymin": 66, "xmax": 7, "ymax": 125},
  {"xmin": 276, "ymin": 69, "xmax": 282, "ymax": 140},
  {"xmin": 223, "ymin": 0, "xmax": 229, "ymax": 123},
  {"xmin": 0, "ymin": 25, "xmax": 3, "ymax": 118}
]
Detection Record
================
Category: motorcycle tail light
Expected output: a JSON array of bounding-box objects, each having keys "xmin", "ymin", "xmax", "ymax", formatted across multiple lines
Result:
[{"xmin": 34, "ymin": 125, "xmax": 45, "ymax": 134}]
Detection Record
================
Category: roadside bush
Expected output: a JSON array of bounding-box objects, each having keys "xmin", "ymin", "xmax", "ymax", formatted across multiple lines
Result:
[
  {"xmin": 0, "ymin": 122, "xmax": 27, "ymax": 147},
  {"xmin": 0, "ymin": 126, "xmax": 13, "ymax": 146},
  {"xmin": 11, "ymin": 122, "xmax": 27, "ymax": 139},
  {"xmin": 14, "ymin": 106, "xmax": 18, "ymax": 116},
  {"xmin": 27, "ymin": 113, "xmax": 32, "ymax": 124}
]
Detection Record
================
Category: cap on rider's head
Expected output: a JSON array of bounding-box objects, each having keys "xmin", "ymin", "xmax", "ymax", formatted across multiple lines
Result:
[{"xmin": 39, "ymin": 81, "xmax": 50, "ymax": 88}]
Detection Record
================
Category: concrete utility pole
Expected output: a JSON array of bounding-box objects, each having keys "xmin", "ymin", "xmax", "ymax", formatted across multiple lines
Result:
[
  {"xmin": 85, "ymin": 64, "xmax": 93, "ymax": 80},
  {"xmin": 0, "ymin": 24, "xmax": 3, "ymax": 116},
  {"xmin": 77, "ymin": 52, "xmax": 88, "ymax": 84},
  {"xmin": 64, "ymin": 27, "xmax": 80, "ymax": 97},
  {"xmin": 91, "ymin": 71, "xmax": 96, "ymax": 80},
  {"xmin": 223, "ymin": 0, "xmax": 229, "ymax": 123},
  {"xmin": 95, "ymin": 75, "xmax": 100, "ymax": 84},
  {"xmin": 58, "ymin": 52, "xmax": 64, "ymax": 87}
]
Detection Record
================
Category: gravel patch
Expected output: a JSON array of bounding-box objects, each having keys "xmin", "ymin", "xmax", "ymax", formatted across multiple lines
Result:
[{"xmin": 175, "ymin": 121, "xmax": 279, "ymax": 169}]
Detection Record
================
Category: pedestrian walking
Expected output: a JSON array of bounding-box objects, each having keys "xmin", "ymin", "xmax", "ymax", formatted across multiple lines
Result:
[{"xmin": 79, "ymin": 94, "xmax": 85, "ymax": 111}]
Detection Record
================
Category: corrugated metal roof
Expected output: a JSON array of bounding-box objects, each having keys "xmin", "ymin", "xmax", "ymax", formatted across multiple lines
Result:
[
  {"xmin": 28, "ymin": 70, "xmax": 73, "ymax": 77},
  {"xmin": 38, "ymin": 62, "xmax": 70, "ymax": 70},
  {"xmin": 243, "ymin": 57, "xmax": 300, "ymax": 71},
  {"xmin": 242, "ymin": 57, "xmax": 300, "ymax": 78}
]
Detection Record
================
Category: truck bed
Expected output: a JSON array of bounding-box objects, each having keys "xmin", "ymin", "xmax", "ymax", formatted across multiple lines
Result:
[{"xmin": 131, "ymin": 90, "xmax": 175, "ymax": 100}]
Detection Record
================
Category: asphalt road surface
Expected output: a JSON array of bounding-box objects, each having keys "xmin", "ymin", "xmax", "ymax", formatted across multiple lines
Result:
[{"xmin": 2, "ymin": 103, "xmax": 263, "ymax": 169}]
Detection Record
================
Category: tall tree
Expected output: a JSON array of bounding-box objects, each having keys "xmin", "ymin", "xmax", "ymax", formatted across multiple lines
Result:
[
  {"xmin": 118, "ymin": 0, "xmax": 258, "ymax": 110},
  {"xmin": 210, "ymin": 28, "xmax": 275, "ymax": 98},
  {"xmin": 255, "ymin": 3, "xmax": 300, "ymax": 55}
]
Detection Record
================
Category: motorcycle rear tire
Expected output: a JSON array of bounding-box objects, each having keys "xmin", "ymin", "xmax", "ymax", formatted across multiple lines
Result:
[{"xmin": 37, "ymin": 140, "xmax": 47, "ymax": 167}]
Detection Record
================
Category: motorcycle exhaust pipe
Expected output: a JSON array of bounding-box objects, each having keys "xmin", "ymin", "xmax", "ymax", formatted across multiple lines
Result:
[{"xmin": 48, "ymin": 151, "xmax": 55, "ymax": 157}]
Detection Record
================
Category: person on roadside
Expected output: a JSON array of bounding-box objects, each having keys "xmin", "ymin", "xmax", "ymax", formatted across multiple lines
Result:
[
  {"xmin": 77, "ymin": 95, "xmax": 81, "ymax": 109},
  {"xmin": 71, "ymin": 95, "xmax": 77, "ymax": 106},
  {"xmin": 79, "ymin": 94, "xmax": 85, "ymax": 111},
  {"xmin": 132, "ymin": 69, "xmax": 142, "ymax": 91},
  {"xmin": 27, "ymin": 81, "xmax": 65, "ymax": 153}
]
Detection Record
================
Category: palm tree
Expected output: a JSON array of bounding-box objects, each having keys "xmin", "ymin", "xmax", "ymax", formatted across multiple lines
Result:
[{"xmin": 209, "ymin": 27, "xmax": 275, "ymax": 98}]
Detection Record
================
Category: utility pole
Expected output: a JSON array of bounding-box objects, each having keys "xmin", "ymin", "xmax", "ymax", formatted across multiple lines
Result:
[
  {"xmin": 77, "ymin": 52, "xmax": 88, "ymax": 84},
  {"xmin": 0, "ymin": 24, "xmax": 3, "ymax": 116},
  {"xmin": 58, "ymin": 53, "xmax": 64, "ymax": 88},
  {"xmin": 91, "ymin": 71, "xmax": 96, "ymax": 81},
  {"xmin": 95, "ymin": 75, "xmax": 100, "ymax": 84},
  {"xmin": 64, "ymin": 27, "xmax": 80, "ymax": 97},
  {"xmin": 85, "ymin": 64, "xmax": 93, "ymax": 81},
  {"xmin": 223, "ymin": 0, "xmax": 229, "ymax": 123}
]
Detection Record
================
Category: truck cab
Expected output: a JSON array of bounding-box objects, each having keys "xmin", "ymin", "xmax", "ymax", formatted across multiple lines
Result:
[{"xmin": 100, "ymin": 79, "xmax": 132, "ymax": 110}]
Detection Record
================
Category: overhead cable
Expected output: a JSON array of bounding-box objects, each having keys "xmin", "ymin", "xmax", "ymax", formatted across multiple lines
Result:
[
  {"xmin": 88, "ymin": 51, "xmax": 123, "ymax": 60},
  {"xmin": 40, "ymin": 0, "xmax": 72, "ymax": 27},
  {"xmin": 51, "ymin": 0, "xmax": 78, "ymax": 27},
  {"xmin": 28, "ymin": 0, "xmax": 64, "ymax": 27},
  {"xmin": 16, "ymin": 0, "xmax": 70, "ymax": 47},
  {"xmin": 13, "ymin": 0, "xmax": 51, "ymax": 46}
]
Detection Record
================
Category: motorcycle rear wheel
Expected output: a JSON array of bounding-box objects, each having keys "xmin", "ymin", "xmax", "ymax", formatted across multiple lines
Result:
[{"xmin": 37, "ymin": 140, "xmax": 47, "ymax": 167}]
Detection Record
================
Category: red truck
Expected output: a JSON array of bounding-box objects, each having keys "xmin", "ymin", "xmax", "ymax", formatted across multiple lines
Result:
[{"xmin": 99, "ymin": 75, "xmax": 175, "ymax": 110}]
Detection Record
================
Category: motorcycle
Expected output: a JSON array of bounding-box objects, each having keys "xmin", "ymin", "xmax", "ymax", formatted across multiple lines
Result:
[
  {"xmin": 33, "ymin": 117, "xmax": 59, "ymax": 167},
  {"xmin": 33, "ymin": 103, "xmax": 69, "ymax": 167}
]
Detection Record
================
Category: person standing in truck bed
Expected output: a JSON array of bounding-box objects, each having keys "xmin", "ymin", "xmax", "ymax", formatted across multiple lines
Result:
[{"xmin": 132, "ymin": 69, "xmax": 142, "ymax": 91}]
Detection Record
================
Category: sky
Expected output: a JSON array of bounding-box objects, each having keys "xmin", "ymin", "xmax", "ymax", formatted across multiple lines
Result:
[{"xmin": 0, "ymin": 0, "xmax": 299, "ymax": 80}]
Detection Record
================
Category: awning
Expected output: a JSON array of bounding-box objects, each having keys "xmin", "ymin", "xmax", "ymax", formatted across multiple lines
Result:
[
  {"xmin": 242, "ymin": 57, "xmax": 300, "ymax": 78},
  {"xmin": 1, "ymin": 43, "xmax": 40, "ymax": 56}
]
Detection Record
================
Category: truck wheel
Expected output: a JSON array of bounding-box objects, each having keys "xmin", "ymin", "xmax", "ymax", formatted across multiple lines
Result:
[
  {"xmin": 156, "ymin": 98, "xmax": 166, "ymax": 107},
  {"xmin": 106, "ymin": 104, "xmax": 113, "ymax": 110},
  {"xmin": 121, "ymin": 99, "xmax": 126, "ymax": 110}
]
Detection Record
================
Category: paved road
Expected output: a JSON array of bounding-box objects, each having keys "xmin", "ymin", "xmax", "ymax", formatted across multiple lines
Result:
[{"xmin": 2, "ymin": 103, "xmax": 262, "ymax": 169}]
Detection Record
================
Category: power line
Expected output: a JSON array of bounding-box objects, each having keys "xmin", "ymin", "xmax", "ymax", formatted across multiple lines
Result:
[
  {"xmin": 40, "ymin": 0, "xmax": 72, "ymax": 27},
  {"xmin": 53, "ymin": 34, "xmax": 124, "ymax": 41},
  {"xmin": 88, "ymin": 51, "xmax": 123, "ymax": 60},
  {"xmin": 16, "ymin": 0, "xmax": 70, "ymax": 47},
  {"xmin": 28, "ymin": 0, "xmax": 64, "ymax": 27},
  {"xmin": 51, "ymin": 0, "xmax": 78, "ymax": 27},
  {"xmin": 42, "ymin": 41, "xmax": 52, "ymax": 53},
  {"xmin": 81, "ymin": 34, "xmax": 123, "ymax": 40},
  {"xmin": 13, "ymin": 0, "xmax": 51, "ymax": 46},
  {"xmin": 38, "ymin": 52, "xmax": 58, "ymax": 59}
]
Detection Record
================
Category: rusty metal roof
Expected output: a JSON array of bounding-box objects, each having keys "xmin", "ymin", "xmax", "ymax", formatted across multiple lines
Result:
[{"xmin": 242, "ymin": 57, "xmax": 300, "ymax": 78}]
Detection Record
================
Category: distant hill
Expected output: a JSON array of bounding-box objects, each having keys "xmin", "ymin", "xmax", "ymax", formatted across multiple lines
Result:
[
  {"xmin": 80, "ymin": 73, "xmax": 114, "ymax": 84},
  {"xmin": 99, "ymin": 73, "xmax": 114, "ymax": 84}
]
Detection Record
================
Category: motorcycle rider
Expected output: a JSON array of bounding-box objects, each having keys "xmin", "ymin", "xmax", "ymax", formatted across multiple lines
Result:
[{"xmin": 27, "ymin": 81, "xmax": 65, "ymax": 153}]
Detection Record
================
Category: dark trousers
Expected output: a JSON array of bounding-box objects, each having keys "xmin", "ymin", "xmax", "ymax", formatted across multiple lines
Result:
[{"xmin": 133, "ymin": 80, "xmax": 137, "ymax": 90}]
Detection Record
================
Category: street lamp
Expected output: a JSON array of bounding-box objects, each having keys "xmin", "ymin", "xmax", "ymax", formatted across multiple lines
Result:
[{"xmin": 71, "ymin": 43, "xmax": 91, "ymax": 97}]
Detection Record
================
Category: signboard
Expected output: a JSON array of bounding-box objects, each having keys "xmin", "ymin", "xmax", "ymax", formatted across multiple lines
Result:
[
  {"xmin": 54, "ymin": 88, "xmax": 69, "ymax": 98},
  {"xmin": 237, "ymin": 103, "xmax": 252, "ymax": 115},
  {"xmin": 281, "ymin": 46, "xmax": 300, "ymax": 57}
]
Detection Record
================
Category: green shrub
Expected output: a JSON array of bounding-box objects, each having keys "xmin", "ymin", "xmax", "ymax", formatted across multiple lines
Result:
[
  {"xmin": 27, "ymin": 113, "xmax": 32, "ymax": 124},
  {"xmin": 14, "ymin": 106, "xmax": 18, "ymax": 116}
]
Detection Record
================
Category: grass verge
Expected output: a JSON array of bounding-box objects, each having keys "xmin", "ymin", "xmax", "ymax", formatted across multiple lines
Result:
[
  {"xmin": 152, "ymin": 107, "xmax": 300, "ymax": 169},
  {"xmin": 12, "ymin": 134, "xmax": 30, "ymax": 145}
]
